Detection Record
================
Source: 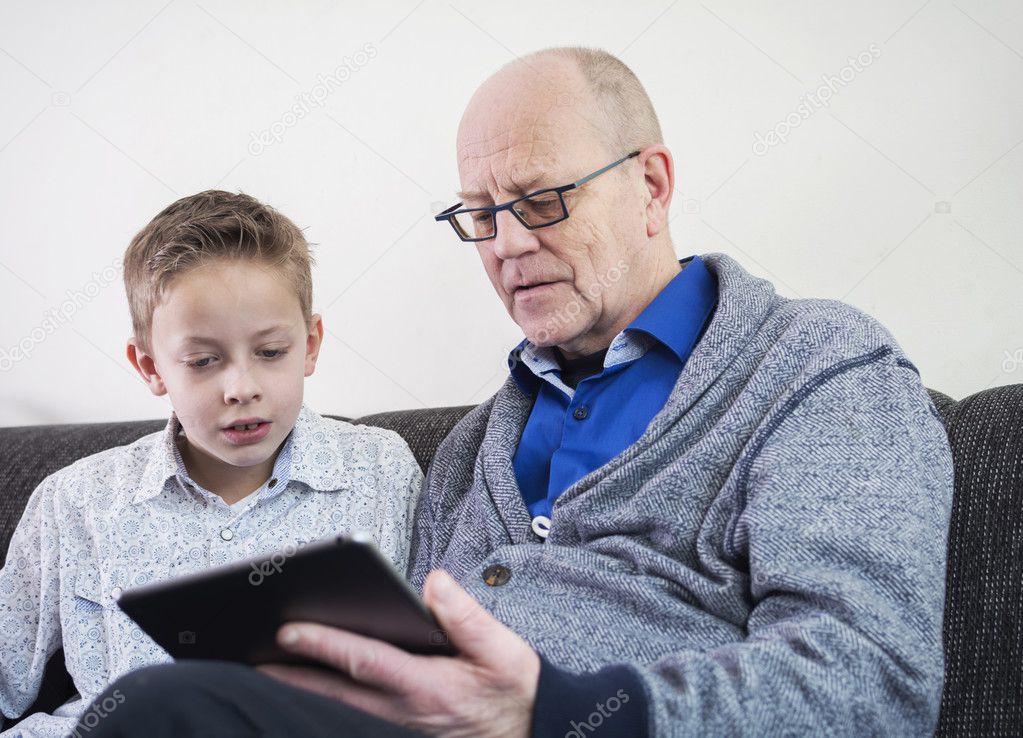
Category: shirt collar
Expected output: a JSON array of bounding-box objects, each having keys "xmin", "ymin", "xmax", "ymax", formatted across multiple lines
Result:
[
  {"xmin": 624, "ymin": 254, "xmax": 718, "ymax": 362},
  {"xmin": 508, "ymin": 255, "xmax": 718, "ymax": 392},
  {"xmin": 132, "ymin": 404, "xmax": 337, "ymax": 504},
  {"xmin": 130, "ymin": 415, "xmax": 182, "ymax": 503},
  {"xmin": 509, "ymin": 342, "xmax": 573, "ymax": 396}
]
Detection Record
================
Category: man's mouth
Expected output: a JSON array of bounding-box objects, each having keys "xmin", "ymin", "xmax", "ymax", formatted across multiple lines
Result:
[{"xmin": 513, "ymin": 280, "xmax": 560, "ymax": 297}]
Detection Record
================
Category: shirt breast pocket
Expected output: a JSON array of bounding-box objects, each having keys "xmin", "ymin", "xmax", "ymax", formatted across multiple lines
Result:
[
  {"xmin": 70, "ymin": 567, "xmax": 113, "ymax": 687},
  {"xmin": 70, "ymin": 561, "xmax": 171, "ymax": 678},
  {"xmin": 73, "ymin": 567, "xmax": 110, "ymax": 614}
]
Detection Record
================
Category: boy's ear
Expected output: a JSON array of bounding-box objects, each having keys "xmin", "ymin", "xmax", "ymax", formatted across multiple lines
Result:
[
  {"xmin": 304, "ymin": 314, "xmax": 324, "ymax": 378},
  {"xmin": 127, "ymin": 338, "xmax": 168, "ymax": 396}
]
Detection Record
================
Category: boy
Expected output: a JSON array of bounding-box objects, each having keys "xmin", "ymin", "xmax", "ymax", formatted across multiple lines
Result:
[{"xmin": 0, "ymin": 191, "xmax": 423, "ymax": 737}]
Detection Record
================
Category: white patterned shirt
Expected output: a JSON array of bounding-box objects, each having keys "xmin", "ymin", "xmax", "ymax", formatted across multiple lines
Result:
[{"xmin": 0, "ymin": 405, "xmax": 423, "ymax": 738}]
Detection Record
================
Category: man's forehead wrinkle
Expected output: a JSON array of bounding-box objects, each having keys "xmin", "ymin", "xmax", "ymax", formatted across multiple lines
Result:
[
  {"xmin": 457, "ymin": 122, "xmax": 556, "ymax": 186},
  {"xmin": 459, "ymin": 116, "xmax": 553, "ymax": 154},
  {"xmin": 494, "ymin": 142, "xmax": 554, "ymax": 194},
  {"xmin": 455, "ymin": 136, "xmax": 557, "ymax": 201}
]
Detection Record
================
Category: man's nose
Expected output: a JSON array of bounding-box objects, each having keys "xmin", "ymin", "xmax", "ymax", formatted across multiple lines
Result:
[
  {"xmin": 491, "ymin": 208, "xmax": 541, "ymax": 261},
  {"xmin": 223, "ymin": 364, "xmax": 262, "ymax": 405}
]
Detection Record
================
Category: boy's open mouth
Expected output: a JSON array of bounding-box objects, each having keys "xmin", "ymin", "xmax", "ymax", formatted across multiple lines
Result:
[{"xmin": 221, "ymin": 418, "xmax": 272, "ymax": 445}]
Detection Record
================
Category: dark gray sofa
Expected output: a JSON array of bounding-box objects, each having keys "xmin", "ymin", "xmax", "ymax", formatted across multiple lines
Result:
[{"xmin": 1, "ymin": 388, "xmax": 1020, "ymax": 736}]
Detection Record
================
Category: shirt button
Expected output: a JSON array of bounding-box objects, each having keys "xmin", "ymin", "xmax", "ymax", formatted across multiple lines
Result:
[
  {"xmin": 220, "ymin": 528, "xmax": 234, "ymax": 541},
  {"xmin": 531, "ymin": 515, "xmax": 552, "ymax": 539},
  {"xmin": 482, "ymin": 563, "xmax": 512, "ymax": 587},
  {"xmin": 572, "ymin": 405, "xmax": 589, "ymax": 421},
  {"xmin": 268, "ymin": 477, "xmax": 278, "ymax": 488},
  {"xmin": 110, "ymin": 587, "xmax": 122, "ymax": 600}
]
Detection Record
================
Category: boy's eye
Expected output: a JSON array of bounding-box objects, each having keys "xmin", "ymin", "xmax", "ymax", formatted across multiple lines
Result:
[
  {"xmin": 186, "ymin": 357, "xmax": 215, "ymax": 368},
  {"xmin": 258, "ymin": 349, "xmax": 287, "ymax": 359}
]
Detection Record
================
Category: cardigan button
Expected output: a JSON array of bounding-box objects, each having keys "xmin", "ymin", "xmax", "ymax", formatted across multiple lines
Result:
[{"xmin": 482, "ymin": 563, "xmax": 512, "ymax": 587}]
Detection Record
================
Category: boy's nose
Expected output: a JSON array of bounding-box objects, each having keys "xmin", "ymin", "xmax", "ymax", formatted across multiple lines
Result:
[{"xmin": 223, "ymin": 366, "xmax": 262, "ymax": 404}]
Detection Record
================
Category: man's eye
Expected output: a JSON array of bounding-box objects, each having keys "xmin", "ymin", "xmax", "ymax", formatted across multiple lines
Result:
[{"xmin": 471, "ymin": 212, "xmax": 492, "ymax": 224}]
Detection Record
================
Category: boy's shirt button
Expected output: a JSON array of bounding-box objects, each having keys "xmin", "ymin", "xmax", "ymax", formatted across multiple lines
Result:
[{"xmin": 220, "ymin": 529, "xmax": 234, "ymax": 541}]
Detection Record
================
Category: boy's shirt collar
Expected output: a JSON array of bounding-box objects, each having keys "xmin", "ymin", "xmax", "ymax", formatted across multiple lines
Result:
[{"xmin": 132, "ymin": 405, "xmax": 342, "ymax": 504}]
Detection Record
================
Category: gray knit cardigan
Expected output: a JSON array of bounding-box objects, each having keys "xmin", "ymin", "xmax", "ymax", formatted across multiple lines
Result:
[{"xmin": 409, "ymin": 252, "xmax": 954, "ymax": 737}]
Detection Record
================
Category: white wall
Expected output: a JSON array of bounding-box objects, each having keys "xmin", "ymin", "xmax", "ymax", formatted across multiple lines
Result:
[{"xmin": 1, "ymin": 0, "xmax": 1020, "ymax": 425}]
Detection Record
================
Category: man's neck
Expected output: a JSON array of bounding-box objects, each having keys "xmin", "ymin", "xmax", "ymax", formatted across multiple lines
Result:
[
  {"xmin": 558, "ymin": 251, "xmax": 683, "ymax": 359},
  {"xmin": 554, "ymin": 345, "xmax": 609, "ymax": 388}
]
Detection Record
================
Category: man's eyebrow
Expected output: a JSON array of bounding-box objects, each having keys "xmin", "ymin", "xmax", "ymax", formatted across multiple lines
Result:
[
  {"xmin": 456, "ymin": 188, "xmax": 487, "ymax": 202},
  {"xmin": 457, "ymin": 174, "xmax": 549, "ymax": 203}
]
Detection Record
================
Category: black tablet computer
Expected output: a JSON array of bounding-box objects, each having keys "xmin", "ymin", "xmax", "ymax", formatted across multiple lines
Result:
[{"xmin": 116, "ymin": 533, "xmax": 455, "ymax": 664}]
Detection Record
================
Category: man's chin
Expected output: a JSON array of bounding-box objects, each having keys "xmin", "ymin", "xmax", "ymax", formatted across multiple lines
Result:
[
  {"xmin": 521, "ymin": 322, "xmax": 577, "ymax": 348},
  {"xmin": 514, "ymin": 308, "xmax": 585, "ymax": 348}
]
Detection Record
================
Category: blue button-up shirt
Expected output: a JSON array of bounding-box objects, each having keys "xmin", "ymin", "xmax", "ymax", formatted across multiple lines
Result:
[{"xmin": 509, "ymin": 255, "xmax": 718, "ymax": 521}]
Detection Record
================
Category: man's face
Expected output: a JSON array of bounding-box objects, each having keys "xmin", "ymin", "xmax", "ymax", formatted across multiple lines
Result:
[
  {"xmin": 455, "ymin": 63, "xmax": 647, "ymax": 356},
  {"xmin": 143, "ymin": 259, "xmax": 320, "ymax": 478}
]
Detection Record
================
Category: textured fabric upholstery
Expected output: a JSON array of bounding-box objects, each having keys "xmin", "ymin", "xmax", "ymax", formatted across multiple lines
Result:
[
  {"xmin": 1, "ymin": 389, "xmax": 1019, "ymax": 735},
  {"xmin": 353, "ymin": 405, "xmax": 473, "ymax": 473},
  {"xmin": 0, "ymin": 418, "xmax": 166, "ymax": 567},
  {"xmin": 928, "ymin": 389, "xmax": 957, "ymax": 426},
  {"xmin": 935, "ymin": 385, "xmax": 1023, "ymax": 736}
]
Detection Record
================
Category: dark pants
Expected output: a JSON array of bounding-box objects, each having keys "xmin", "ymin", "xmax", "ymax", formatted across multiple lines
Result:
[{"xmin": 73, "ymin": 661, "xmax": 427, "ymax": 738}]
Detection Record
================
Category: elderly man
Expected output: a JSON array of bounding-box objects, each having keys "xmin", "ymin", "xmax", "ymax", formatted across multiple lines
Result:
[{"xmin": 82, "ymin": 47, "xmax": 953, "ymax": 737}]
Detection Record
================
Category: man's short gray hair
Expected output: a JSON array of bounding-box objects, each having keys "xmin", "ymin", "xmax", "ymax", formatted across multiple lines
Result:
[{"xmin": 523, "ymin": 46, "xmax": 664, "ymax": 156}]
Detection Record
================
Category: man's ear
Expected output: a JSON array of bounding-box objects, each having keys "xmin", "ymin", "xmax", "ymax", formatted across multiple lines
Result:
[
  {"xmin": 126, "ymin": 338, "xmax": 168, "ymax": 396},
  {"xmin": 639, "ymin": 145, "xmax": 674, "ymax": 239},
  {"xmin": 304, "ymin": 314, "xmax": 324, "ymax": 378}
]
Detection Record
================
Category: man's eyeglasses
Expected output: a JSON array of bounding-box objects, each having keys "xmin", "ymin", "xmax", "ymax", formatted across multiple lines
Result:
[{"xmin": 434, "ymin": 151, "xmax": 640, "ymax": 242}]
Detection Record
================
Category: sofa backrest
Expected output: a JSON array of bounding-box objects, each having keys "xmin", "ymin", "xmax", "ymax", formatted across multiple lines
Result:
[
  {"xmin": 932, "ymin": 385, "xmax": 1023, "ymax": 736},
  {"xmin": 0, "ymin": 407, "xmax": 475, "ymax": 566},
  {"xmin": 0, "ymin": 389, "xmax": 1020, "ymax": 735}
]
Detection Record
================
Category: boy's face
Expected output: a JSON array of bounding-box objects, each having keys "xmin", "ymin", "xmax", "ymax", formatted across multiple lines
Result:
[{"xmin": 129, "ymin": 259, "xmax": 322, "ymax": 482}]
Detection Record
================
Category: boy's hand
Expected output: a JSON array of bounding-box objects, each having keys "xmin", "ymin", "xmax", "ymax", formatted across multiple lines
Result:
[{"xmin": 258, "ymin": 569, "xmax": 540, "ymax": 738}]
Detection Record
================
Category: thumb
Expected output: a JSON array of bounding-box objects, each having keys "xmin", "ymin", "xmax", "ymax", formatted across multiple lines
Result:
[{"xmin": 424, "ymin": 569, "xmax": 507, "ymax": 663}]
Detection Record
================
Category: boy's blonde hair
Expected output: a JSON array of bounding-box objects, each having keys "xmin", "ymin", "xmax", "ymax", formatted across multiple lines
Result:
[{"xmin": 124, "ymin": 190, "xmax": 314, "ymax": 353}]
